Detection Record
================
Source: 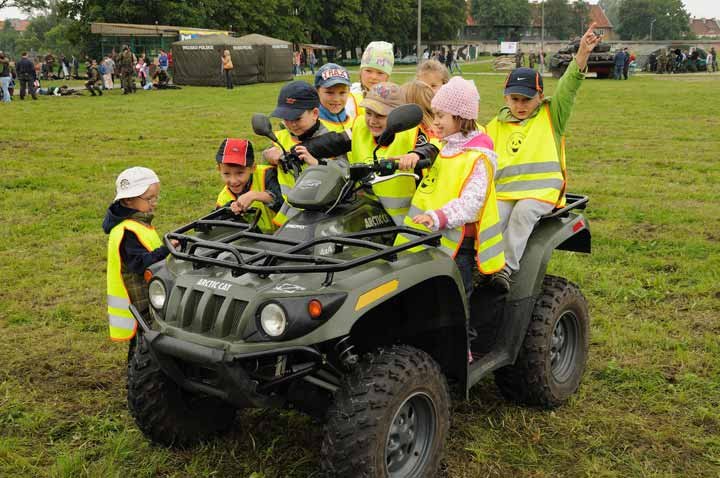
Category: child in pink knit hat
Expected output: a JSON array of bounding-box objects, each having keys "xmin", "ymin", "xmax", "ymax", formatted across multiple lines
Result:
[{"xmin": 401, "ymin": 76, "xmax": 506, "ymax": 301}]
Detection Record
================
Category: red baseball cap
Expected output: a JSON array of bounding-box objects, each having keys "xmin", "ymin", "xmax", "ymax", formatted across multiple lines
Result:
[{"xmin": 216, "ymin": 138, "xmax": 254, "ymax": 166}]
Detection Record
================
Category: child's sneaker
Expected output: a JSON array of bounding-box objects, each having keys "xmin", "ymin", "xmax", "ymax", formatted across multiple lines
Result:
[{"xmin": 490, "ymin": 268, "xmax": 512, "ymax": 292}]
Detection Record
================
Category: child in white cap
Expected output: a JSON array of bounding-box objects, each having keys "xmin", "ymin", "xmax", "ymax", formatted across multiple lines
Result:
[
  {"xmin": 103, "ymin": 167, "xmax": 177, "ymax": 342},
  {"xmin": 397, "ymin": 77, "xmax": 506, "ymax": 299},
  {"xmin": 347, "ymin": 41, "xmax": 394, "ymax": 118}
]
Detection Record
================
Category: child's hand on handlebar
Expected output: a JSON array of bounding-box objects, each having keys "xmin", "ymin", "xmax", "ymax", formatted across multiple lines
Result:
[
  {"xmin": 231, "ymin": 192, "xmax": 256, "ymax": 214},
  {"xmin": 170, "ymin": 239, "xmax": 180, "ymax": 248},
  {"xmin": 263, "ymin": 146, "xmax": 282, "ymax": 166},
  {"xmin": 393, "ymin": 153, "xmax": 421, "ymax": 171},
  {"xmin": 413, "ymin": 213, "xmax": 434, "ymax": 228},
  {"xmin": 294, "ymin": 145, "xmax": 319, "ymax": 166}
]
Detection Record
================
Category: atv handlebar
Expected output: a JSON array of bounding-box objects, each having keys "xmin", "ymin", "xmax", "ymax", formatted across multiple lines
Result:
[{"xmin": 349, "ymin": 158, "xmax": 432, "ymax": 181}]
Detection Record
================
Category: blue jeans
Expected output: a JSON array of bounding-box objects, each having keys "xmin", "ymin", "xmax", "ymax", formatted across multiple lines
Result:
[
  {"xmin": 455, "ymin": 248, "xmax": 475, "ymax": 300},
  {"xmin": 0, "ymin": 76, "xmax": 11, "ymax": 102},
  {"xmin": 614, "ymin": 64, "xmax": 623, "ymax": 80}
]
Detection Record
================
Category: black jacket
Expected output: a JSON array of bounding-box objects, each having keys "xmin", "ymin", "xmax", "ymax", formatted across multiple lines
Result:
[
  {"xmin": 16, "ymin": 57, "xmax": 35, "ymax": 80},
  {"xmin": 102, "ymin": 202, "xmax": 170, "ymax": 275}
]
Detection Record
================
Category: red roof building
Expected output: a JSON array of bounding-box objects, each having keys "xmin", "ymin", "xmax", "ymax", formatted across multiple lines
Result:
[
  {"xmin": 0, "ymin": 18, "xmax": 30, "ymax": 32},
  {"xmin": 690, "ymin": 18, "xmax": 720, "ymax": 39}
]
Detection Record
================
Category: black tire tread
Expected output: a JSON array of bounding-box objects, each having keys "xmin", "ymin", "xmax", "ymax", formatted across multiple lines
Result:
[
  {"xmin": 321, "ymin": 345, "xmax": 451, "ymax": 478},
  {"xmin": 494, "ymin": 275, "xmax": 589, "ymax": 408},
  {"xmin": 127, "ymin": 333, "xmax": 236, "ymax": 447}
]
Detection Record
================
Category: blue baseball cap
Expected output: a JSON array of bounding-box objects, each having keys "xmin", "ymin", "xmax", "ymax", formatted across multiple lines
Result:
[
  {"xmin": 271, "ymin": 81, "xmax": 320, "ymax": 120},
  {"xmin": 315, "ymin": 63, "xmax": 351, "ymax": 89},
  {"xmin": 504, "ymin": 67, "xmax": 543, "ymax": 98}
]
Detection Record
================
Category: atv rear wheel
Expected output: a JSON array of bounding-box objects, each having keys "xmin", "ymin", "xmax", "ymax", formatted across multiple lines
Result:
[
  {"xmin": 494, "ymin": 275, "xmax": 589, "ymax": 408},
  {"xmin": 127, "ymin": 332, "xmax": 236, "ymax": 447},
  {"xmin": 322, "ymin": 345, "xmax": 450, "ymax": 478}
]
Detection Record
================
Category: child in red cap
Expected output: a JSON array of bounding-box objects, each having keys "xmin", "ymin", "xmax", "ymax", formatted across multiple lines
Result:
[{"xmin": 215, "ymin": 138, "xmax": 282, "ymax": 234}]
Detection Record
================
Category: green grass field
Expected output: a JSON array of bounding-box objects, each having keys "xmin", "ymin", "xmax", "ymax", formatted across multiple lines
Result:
[{"xmin": 1, "ymin": 69, "xmax": 719, "ymax": 478}]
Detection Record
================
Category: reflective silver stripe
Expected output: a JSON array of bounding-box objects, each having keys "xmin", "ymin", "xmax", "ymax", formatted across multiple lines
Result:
[
  {"xmin": 279, "ymin": 202, "xmax": 291, "ymax": 214},
  {"xmin": 443, "ymin": 228, "xmax": 462, "ymax": 243},
  {"xmin": 107, "ymin": 295, "xmax": 130, "ymax": 309},
  {"xmin": 108, "ymin": 314, "xmax": 136, "ymax": 330},
  {"xmin": 390, "ymin": 214, "xmax": 405, "ymax": 226},
  {"xmin": 407, "ymin": 205, "xmax": 424, "ymax": 217},
  {"xmin": 479, "ymin": 222, "xmax": 503, "ymax": 242},
  {"xmin": 479, "ymin": 240, "xmax": 505, "ymax": 263},
  {"xmin": 496, "ymin": 179, "xmax": 564, "ymax": 192},
  {"xmin": 377, "ymin": 196, "xmax": 411, "ymax": 209},
  {"xmin": 496, "ymin": 161, "xmax": 561, "ymax": 180}
]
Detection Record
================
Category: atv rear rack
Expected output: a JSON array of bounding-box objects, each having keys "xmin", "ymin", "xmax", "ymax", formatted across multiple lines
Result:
[{"xmin": 165, "ymin": 213, "xmax": 442, "ymax": 285}]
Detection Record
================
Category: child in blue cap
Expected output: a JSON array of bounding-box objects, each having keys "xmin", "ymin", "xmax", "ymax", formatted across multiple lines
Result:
[{"xmin": 315, "ymin": 63, "xmax": 354, "ymax": 132}]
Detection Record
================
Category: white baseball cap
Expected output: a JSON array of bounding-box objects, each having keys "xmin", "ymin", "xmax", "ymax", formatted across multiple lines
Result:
[{"xmin": 114, "ymin": 166, "xmax": 160, "ymax": 201}]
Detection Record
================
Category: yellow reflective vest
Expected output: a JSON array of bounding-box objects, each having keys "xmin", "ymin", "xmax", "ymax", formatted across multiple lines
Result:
[
  {"xmin": 350, "ymin": 116, "xmax": 420, "ymax": 226},
  {"xmin": 319, "ymin": 115, "xmax": 355, "ymax": 133},
  {"xmin": 215, "ymin": 164, "xmax": 277, "ymax": 233},
  {"xmin": 395, "ymin": 149, "xmax": 506, "ymax": 274},
  {"xmin": 106, "ymin": 219, "xmax": 164, "ymax": 341},
  {"xmin": 346, "ymin": 91, "xmax": 364, "ymax": 119},
  {"xmin": 486, "ymin": 104, "xmax": 566, "ymax": 206},
  {"xmin": 271, "ymin": 129, "xmax": 303, "ymax": 226}
]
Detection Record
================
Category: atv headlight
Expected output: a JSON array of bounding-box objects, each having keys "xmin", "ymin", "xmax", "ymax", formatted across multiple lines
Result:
[
  {"xmin": 259, "ymin": 303, "xmax": 287, "ymax": 337},
  {"xmin": 148, "ymin": 279, "xmax": 167, "ymax": 310}
]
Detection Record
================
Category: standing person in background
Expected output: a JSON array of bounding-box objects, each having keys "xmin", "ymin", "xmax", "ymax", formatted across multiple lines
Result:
[
  {"xmin": 710, "ymin": 47, "xmax": 718, "ymax": 72},
  {"xmin": 445, "ymin": 46, "xmax": 454, "ymax": 72},
  {"xmin": 71, "ymin": 55, "xmax": 79, "ymax": 79},
  {"xmin": 222, "ymin": 49, "xmax": 233, "ymax": 89},
  {"xmin": 529, "ymin": 51, "xmax": 536, "ymax": 70},
  {"xmin": 622, "ymin": 48, "xmax": 630, "ymax": 80},
  {"xmin": 308, "ymin": 49, "xmax": 317, "ymax": 74},
  {"xmin": 16, "ymin": 51, "xmax": 37, "ymax": 100},
  {"xmin": 158, "ymin": 49, "xmax": 169, "ymax": 72},
  {"xmin": 613, "ymin": 48, "xmax": 625, "ymax": 79},
  {"xmin": 119, "ymin": 45, "xmax": 135, "ymax": 94},
  {"xmin": 102, "ymin": 55, "xmax": 115, "ymax": 90},
  {"xmin": 0, "ymin": 52, "xmax": 12, "ymax": 103},
  {"xmin": 515, "ymin": 49, "xmax": 524, "ymax": 69}
]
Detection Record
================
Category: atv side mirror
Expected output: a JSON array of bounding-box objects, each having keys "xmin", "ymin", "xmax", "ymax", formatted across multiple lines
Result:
[
  {"xmin": 252, "ymin": 113, "xmax": 279, "ymax": 144},
  {"xmin": 377, "ymin": 104, "xmax": 423, "ymax": 147}
]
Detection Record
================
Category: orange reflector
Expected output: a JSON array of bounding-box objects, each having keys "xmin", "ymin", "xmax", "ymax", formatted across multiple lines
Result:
[
  {"xmin": 573, "ymin": 220, "xmax": 585, "ymax": 233},
  {"xmin": 308, "ymin": 299, "xmax": 323, "ymax": 319},
  {"xmin": 143, "ymin": 270, "xmax": 153, "ymax": 283}
]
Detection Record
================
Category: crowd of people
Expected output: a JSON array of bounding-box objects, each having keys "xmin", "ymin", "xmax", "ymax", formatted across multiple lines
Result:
[
  {"xmin": 0, "ymin": 45, "xmax": 177, "ymax": 102},
  {"xmin": 103, "ymin": 25, "xmax": 604, "ymax": 357},
  {"xmin": 647, "ymin": 47, "xmax": 717, "ymax": 74}
]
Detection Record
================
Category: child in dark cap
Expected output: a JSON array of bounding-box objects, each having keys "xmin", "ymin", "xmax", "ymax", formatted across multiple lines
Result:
[
  {"xmin": 262, "ymin": 80, "xmax": 339, "ymax": 226},
  {"xmin": 215, "ymin": 138, "xmax": 282, "ymax": 234},
  {"xmin": 485, "ymin": 24, "xmax": 601, "ymax": 291}
]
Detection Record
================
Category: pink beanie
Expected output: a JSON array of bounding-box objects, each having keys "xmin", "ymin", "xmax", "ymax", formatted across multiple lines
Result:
[{"xmin": 430, "ymin": 76, "xmax": 480, "ymax": 120}]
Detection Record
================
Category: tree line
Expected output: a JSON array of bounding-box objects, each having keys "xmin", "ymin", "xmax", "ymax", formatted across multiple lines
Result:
[
  {"xmin": 0, "ymin": 0, "xmax": 697, "ymax": 59},
  {"xmin": 0, "ymin": 0, "xmax": 466, "ymax": 59}
]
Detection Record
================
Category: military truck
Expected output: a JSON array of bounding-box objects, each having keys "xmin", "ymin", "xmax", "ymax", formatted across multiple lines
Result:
[
  {"xmin": 127, "ymin": 105, "xmax": 592, "ymax": 477},
  {"xmin": 550, "ymin": 40, "xmax": 615, "ymax": 78}
]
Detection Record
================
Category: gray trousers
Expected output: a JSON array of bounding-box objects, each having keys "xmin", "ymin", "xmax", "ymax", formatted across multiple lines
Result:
[{"xmin": 497, "ymin": 199, "xmax": 554, "ymax": 272}]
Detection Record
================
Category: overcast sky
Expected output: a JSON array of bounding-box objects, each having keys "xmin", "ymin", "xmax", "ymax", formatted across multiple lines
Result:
[{"xmin": 2, "ymin": 1, "xmax": 720, "ymax": 20}]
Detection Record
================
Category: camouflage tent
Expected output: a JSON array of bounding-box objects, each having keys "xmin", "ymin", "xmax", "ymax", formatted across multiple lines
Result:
[{"xmin": 171, "ymin": 34, "xmax": 292, "ymax": 86}]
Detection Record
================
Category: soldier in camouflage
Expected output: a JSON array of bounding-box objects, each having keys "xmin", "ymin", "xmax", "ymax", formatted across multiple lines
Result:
[{"xmin": 119, "ymin": 45, "xmax": 136, "ymax": 94}]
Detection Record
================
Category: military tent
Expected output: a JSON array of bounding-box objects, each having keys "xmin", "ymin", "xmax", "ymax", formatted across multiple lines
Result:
[{"xmin": 171, "ymin": 34, "xmax": 292, "ymax": 86}]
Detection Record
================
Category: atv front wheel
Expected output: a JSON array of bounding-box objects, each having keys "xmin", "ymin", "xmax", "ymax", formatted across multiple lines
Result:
[
  {"xmin": 127, "ymin": 332, "xmax": 236, "ymax": 447},
  {"xmin": 494, "ymin": 275, "xmax": 589, "ymax": 408},
  {"xmin": 322, "ymin": 345, "xmax": 450, "ymax": 478}
]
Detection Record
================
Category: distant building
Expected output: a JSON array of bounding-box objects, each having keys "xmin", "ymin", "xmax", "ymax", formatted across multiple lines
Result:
[
  {"xmin": 690, "ymin": 18, "xmax": 720, "ymax": 39},
  {"xmin": 0, "ymin": 18, "xmax": 30, "ymax": 32}
]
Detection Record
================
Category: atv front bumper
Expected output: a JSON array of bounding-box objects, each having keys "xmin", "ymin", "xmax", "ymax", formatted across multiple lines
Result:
[{"xmin": 131, "ymin": 305, "xmax": 326, "ymax": 408}]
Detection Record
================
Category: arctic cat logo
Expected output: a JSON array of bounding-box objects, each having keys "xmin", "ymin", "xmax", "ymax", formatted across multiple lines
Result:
[
  {"xmin": 365, "ymin": 213, "xmax": 391, "ymax": 228},
  {"xmin": 196, "ymin": 279, "xmax": 232, "ymax": 291},
  {"xmin": 273, "ymin": 283, "xmax": 306, "ymax": 293},
  {"xmin": 298, "ymin": 179, "xmax": 322, "ymax": 190},
  {"xmin": 284, "ymin": 224, "xmax": 306, "ymax": 229}
]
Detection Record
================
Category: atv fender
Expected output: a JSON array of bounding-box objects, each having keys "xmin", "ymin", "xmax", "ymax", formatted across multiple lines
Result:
[{"xmin": 509, "ymin": 212, "xmax": 590, "ymax": 302}]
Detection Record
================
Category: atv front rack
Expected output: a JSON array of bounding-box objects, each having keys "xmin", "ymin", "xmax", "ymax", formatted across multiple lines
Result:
[{"xmin": 165, "ymin": 216, "xmax": 442, "ymax": 286}]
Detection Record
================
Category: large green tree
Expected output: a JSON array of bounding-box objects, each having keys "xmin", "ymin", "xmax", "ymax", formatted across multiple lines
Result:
[
  {"xmin": 617, "ymin": 0, "xmax": 692, "ymax": 40},
  {"xmin": 598, "ymin": 0, "xmax": 620, "ymax": 27},
  {"xmin": 469, "ymin": 0, "xmax": 530, "ymax": 40},
  {"xmin": 543, "ymin": 0, "xmax": 590, "ymax": 40}
]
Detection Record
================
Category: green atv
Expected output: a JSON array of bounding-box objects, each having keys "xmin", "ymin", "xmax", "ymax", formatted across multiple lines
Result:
[{"xmin": 127, "ymin": 106, "xmax": 591, "ymax": 477}]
